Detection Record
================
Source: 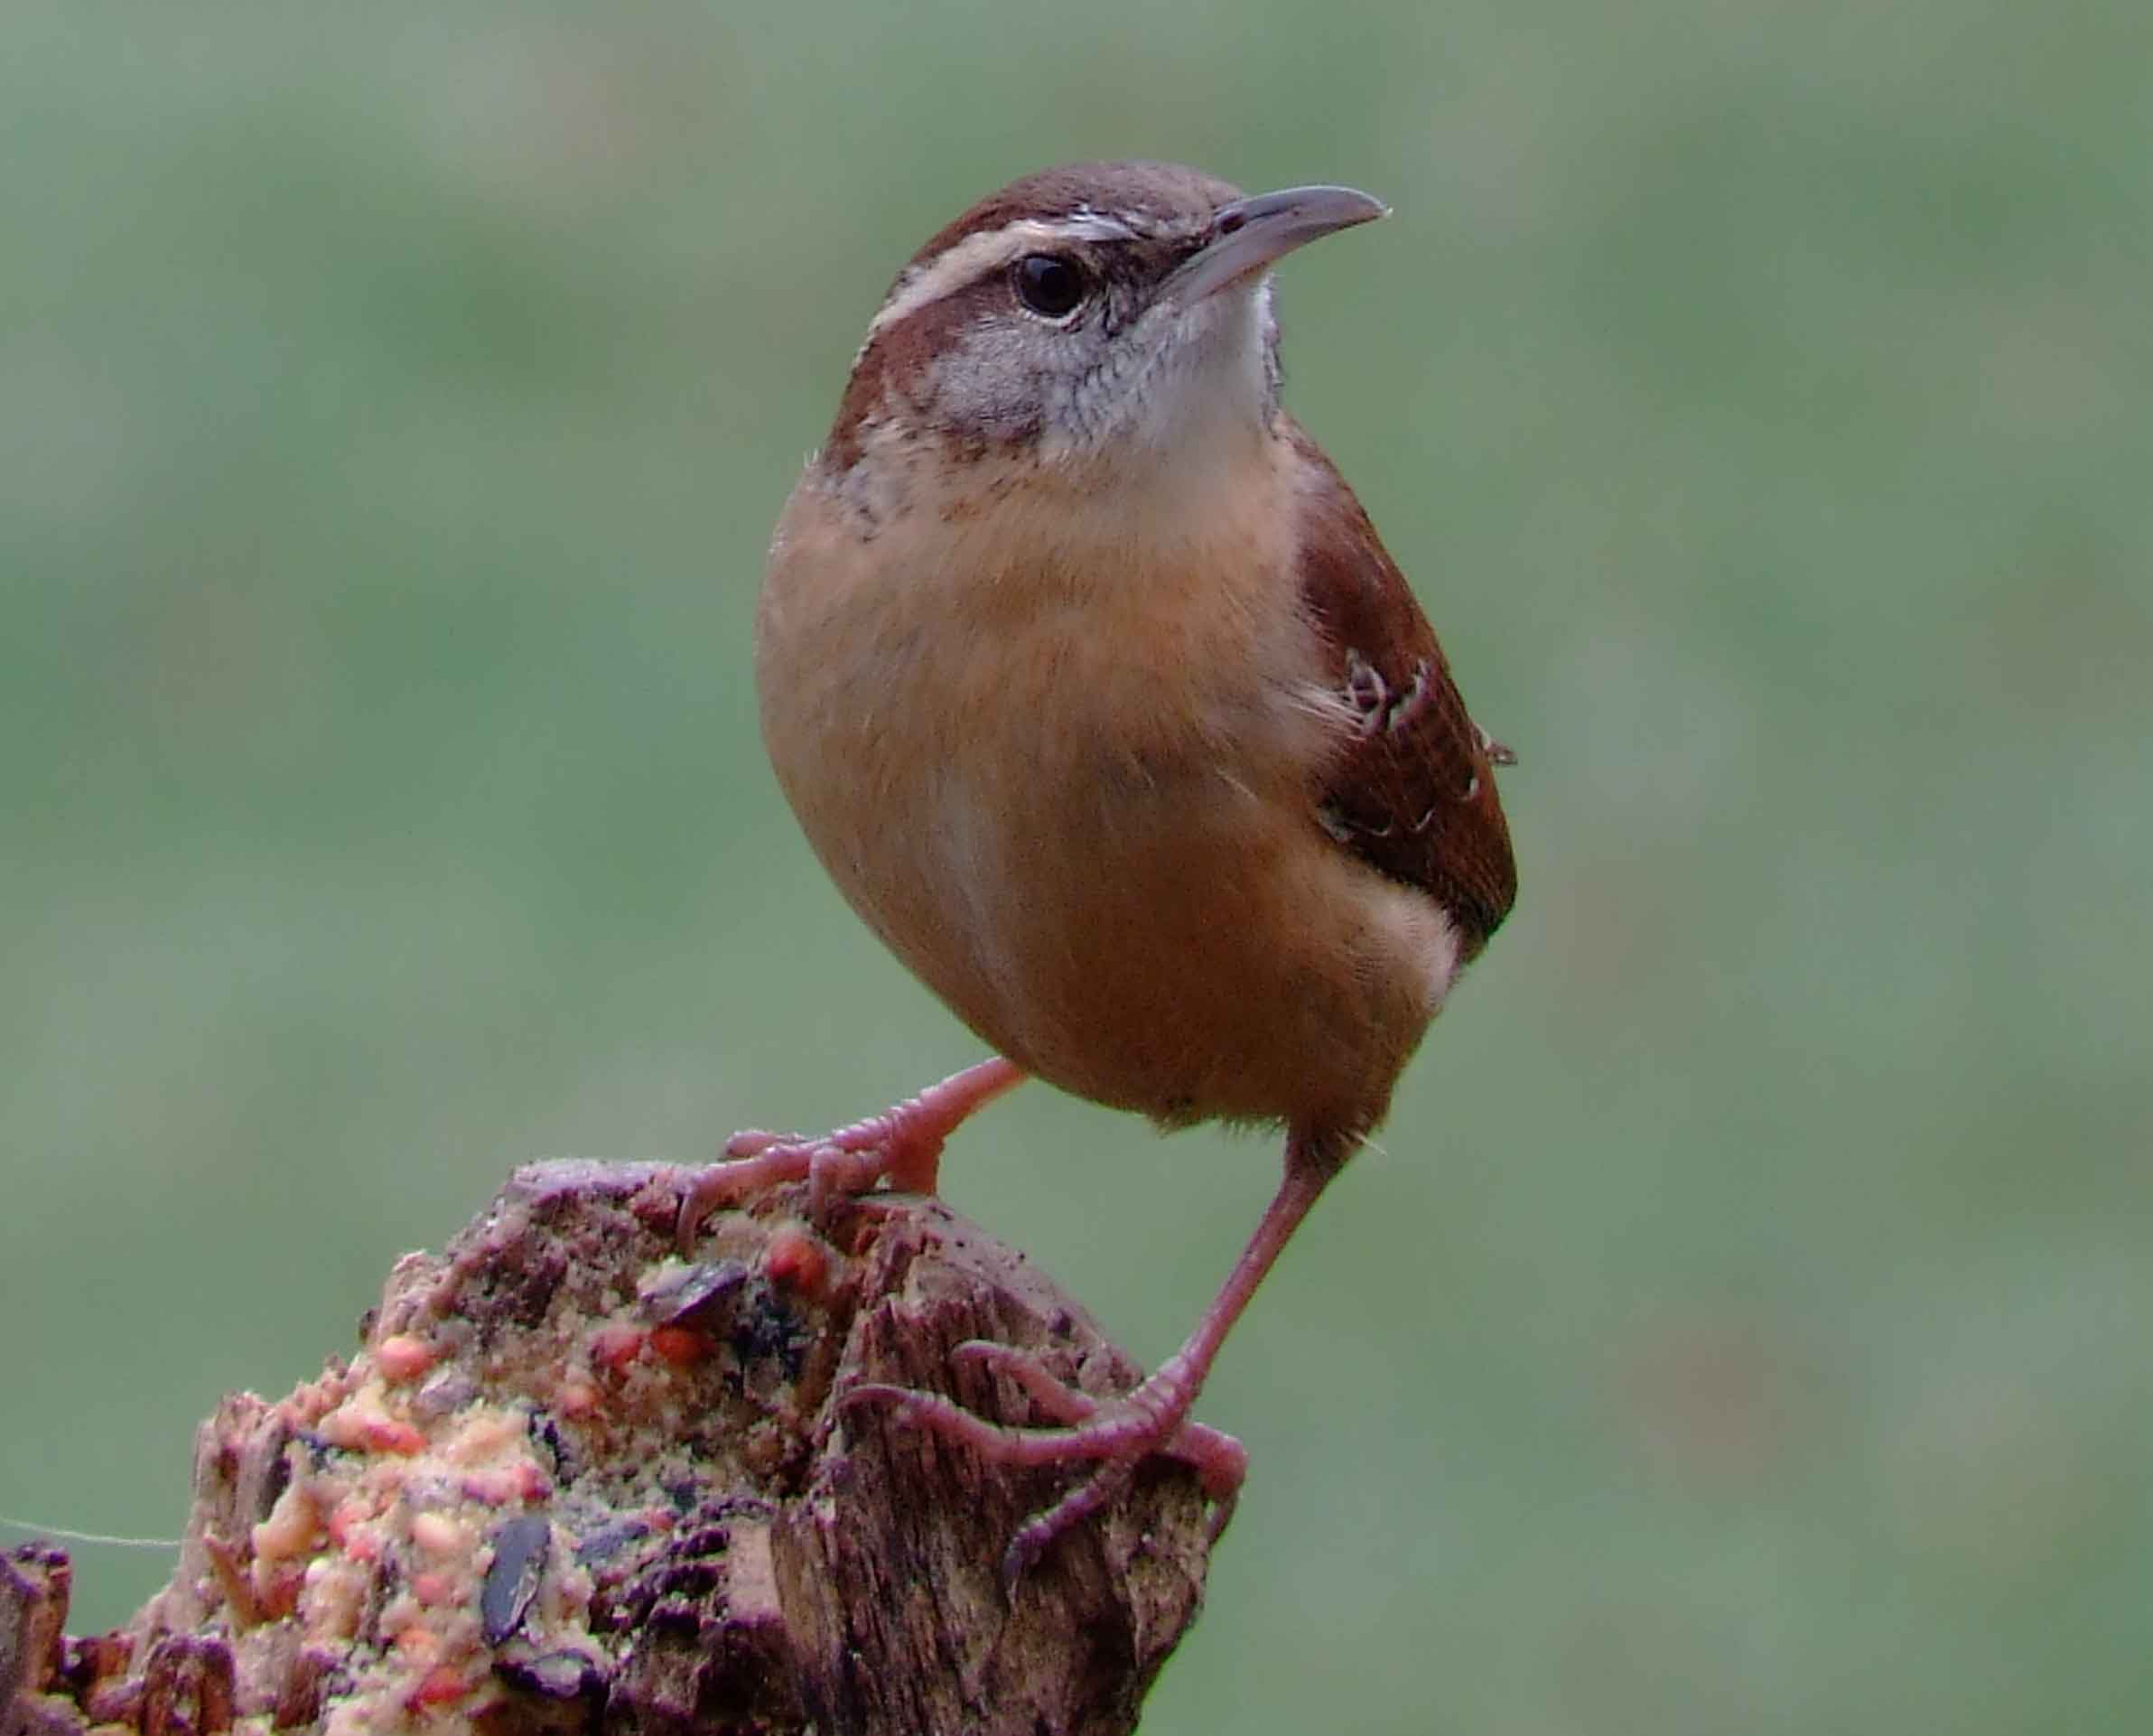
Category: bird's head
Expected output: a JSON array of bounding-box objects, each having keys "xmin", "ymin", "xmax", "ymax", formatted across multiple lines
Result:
[{"xmin": 816, "ymin": 162, "xmax": 1386, "ymax": 499}]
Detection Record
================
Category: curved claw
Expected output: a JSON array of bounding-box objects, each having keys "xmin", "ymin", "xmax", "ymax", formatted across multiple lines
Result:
[
  {"xmin": 840, "ymin": 1381, "xmax": 1134, "ymax": 1467},
  {"xmin": 1179, "ymin": 1423, "xmax": 1249, "ymax": 1500},
  {"xmin": 949, "ymin": 1340, "xmax": 1100, "ymax": 1425},
  {"xmin": 1000, "ymin": 1454, "xmax": 1142, "ymax": 1592},
  {"xmin": 946, "ymin": 1343, "xmax": 1244, "ymax": 1486},
  {"xmin": 1201, "ymin": 1481, "xmax": 1242, "ymax": 1547},
  {"xmin": 677, "ymin": 1058, "xmax": 1028, "ymax": 1248},
  {"xmin": 839, "ymin": 1348, "xmax": 1247, "ymax": 1589},
  {"xmin": 674, "ymin": 1142, "xmax": 838, "ymax": 1252}
]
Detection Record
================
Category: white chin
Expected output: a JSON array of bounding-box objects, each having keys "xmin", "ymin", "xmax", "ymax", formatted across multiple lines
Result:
[{"xmin": 1125, "ymin": 280, "xmax": 1277, "ymax": 458}]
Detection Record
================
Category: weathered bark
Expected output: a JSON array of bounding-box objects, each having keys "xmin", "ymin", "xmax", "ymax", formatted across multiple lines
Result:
[{"xmin": 4, "ymin": 1162, "xmax": 1218, "ymax": 1736}]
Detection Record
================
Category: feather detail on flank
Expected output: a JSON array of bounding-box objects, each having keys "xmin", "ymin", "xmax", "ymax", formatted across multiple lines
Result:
[{"xmin": 1290, "ymin": 418, "xmax": 1517, "ymax": 957}]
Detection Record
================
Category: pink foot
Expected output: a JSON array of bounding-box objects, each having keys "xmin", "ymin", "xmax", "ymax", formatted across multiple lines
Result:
[
  {"xmin": 677, "ymin": 1057, "xmax": 1024, "ymax": 1248},
  {"xmin": 948, "ymin": 1342, "xmax": 1249, "ymax": 1507},
  {"xmin": 838, "ymin": 1138, "xmax": 1342, "ymax": 1586},
  {"xmin": 845, "ymin": 1341, "xmax": 1246, "ymax": 1587}
]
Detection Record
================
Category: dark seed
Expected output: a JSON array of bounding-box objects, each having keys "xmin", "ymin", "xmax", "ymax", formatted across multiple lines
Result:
[
  {"xmin": 480, "ymin": 1515, "xmax": 552, "ymax": 1645},
  {"xmin": 640, "ymin": 1259, "xmax": 750, "ymax": 1330}
]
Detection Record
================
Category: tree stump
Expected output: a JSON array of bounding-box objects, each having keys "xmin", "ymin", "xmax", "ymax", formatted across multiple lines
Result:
[{"xmin": 4, "ymin": 1162, "xmax": 1219, "ymax": 1736}]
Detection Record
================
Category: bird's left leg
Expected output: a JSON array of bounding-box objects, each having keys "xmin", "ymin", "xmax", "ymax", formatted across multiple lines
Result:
[
  {"xmin": 677, "ymin": 1056, "xmax": 1026, "ymax": 1247},
  {"xmin": 947, "ymin": 1341, "xmax": 1251, "ymax": 1545},
  {"xmin": 844, "ymin": 1125, "xmax": 1347, "ymax": 1585}
]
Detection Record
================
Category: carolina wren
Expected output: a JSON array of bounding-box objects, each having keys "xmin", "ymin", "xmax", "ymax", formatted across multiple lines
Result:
[{"xmin": 686, "ymin": 162, "xmax": 1516, "ymax": 1577}]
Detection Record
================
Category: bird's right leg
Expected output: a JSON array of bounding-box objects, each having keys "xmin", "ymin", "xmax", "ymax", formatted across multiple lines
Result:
[
  {"xmin": 676, "ymin": 1056, "xmax": 1026, "ymax": 1246},
  {"xmin": 844, "ymin": 1125, "xmax": 1346, "ymax": 1583}
]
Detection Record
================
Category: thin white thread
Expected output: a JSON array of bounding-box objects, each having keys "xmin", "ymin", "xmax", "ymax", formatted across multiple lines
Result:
[{"xmin": 0, "ymin": 1512, "xmax": 182, "ymax": 1551}]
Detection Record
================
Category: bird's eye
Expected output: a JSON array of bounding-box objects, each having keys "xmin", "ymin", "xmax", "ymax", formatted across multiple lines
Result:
[{"xmin": 1012, "ymin": 253, "xmax": 1086, "ymax": 319}]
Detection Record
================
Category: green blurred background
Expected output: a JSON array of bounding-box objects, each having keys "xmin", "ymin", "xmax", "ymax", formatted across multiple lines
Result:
[{"xmin": 5, "ymin": 0, "xmax": 2148, "ymax": 1729}]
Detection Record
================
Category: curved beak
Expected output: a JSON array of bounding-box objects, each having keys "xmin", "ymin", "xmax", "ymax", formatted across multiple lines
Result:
[{"xmin": 1163, "ymin": 183, "xmax": 1390, "ymax": 308}]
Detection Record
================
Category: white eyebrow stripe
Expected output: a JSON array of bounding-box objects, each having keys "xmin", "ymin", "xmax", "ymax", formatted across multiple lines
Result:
[{"xmin": 866, "ymin": 214, "xmax": 1140, "ymax": 339}]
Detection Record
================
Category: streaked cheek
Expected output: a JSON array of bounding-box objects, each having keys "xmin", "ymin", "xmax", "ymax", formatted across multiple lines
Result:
[{"xmin": 930, "ymin": 326, "xmax": 1058, "ymax": 448}]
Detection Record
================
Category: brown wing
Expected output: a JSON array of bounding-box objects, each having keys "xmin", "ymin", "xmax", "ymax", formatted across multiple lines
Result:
[{"xmin": 1290, "ymin": 422, "xmax": 1517, "ymax": 958}]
